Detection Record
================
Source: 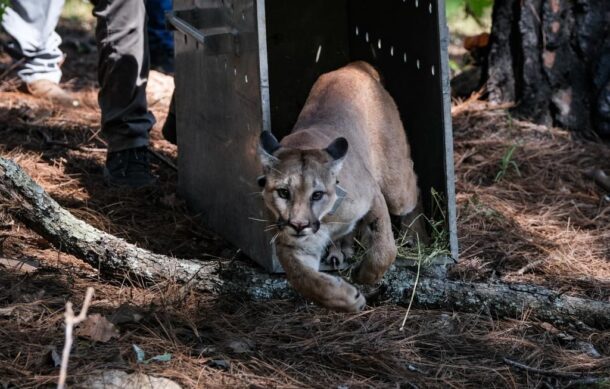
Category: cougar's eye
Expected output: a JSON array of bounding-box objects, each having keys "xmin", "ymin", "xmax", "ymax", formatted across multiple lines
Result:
[
  {"xmin": 277, "ymin": 188, "xmax": 290, "ymax": 200},
  {"xmin": 311, "ymin": 191, "xmax": 324, "ymax": 201}
]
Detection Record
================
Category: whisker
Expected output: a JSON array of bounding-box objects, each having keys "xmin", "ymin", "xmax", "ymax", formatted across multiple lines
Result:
[
  {"xmin": 269, "ymin": 232, "xmax": 280, "ymax": 245},
  {"xmin": 264, "ymin": 225, "xmax": 278, "ymax": 232},
  {"xmin": 249, "ymin": 217, "xmax": 270, "ymax": 223}
]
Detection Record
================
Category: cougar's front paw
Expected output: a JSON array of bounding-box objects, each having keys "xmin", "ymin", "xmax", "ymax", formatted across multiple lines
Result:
[
  {"xmin": 333, "ymin": 278, "xmax": 366, "ymax": 312},
  {"xmin": 323, "ymin": 245, "xmax": 345, "ymax": 269}
]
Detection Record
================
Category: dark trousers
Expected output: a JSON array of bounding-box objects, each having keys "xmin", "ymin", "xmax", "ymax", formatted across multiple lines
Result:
[{"xmin": 92, "ymin": 0, "xmax": 155, "ymax": 152}]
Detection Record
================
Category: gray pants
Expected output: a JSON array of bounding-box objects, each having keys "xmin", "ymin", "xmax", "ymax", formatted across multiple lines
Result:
[
  {"xmin": 93, "ymin": 0, "xmax": 154, "ymax": 152},
  {"xmin": 1, "ymin": 0, "xmax": 65, "ymax": 83}
]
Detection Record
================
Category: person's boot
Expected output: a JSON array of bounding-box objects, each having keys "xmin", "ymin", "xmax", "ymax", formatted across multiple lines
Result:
[
  {"xmin": 26, "ymin": 80, "xmax": 80, "ymax": 107},
  {"xmin": 104, "ymin": 146, "xmax": 157, "ymax": 188}
]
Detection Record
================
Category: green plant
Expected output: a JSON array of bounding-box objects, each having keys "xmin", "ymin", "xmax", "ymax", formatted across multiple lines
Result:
[
  {"xmin": 396, "ymin": 188, "xmax": 451, "ymax": 266},
  {"xmin": 446, "ymin": 0, "xmax": 494, "ymax": 22},
  {"xmin": 62, "ymin": 0, "xmax": 94, "ymax": 22},
  {"xmin": 396, "ymin": 189, "xmax": 450, "ymax": 329},
  {"xmin": 494, "ymin": 145, "xmax": 521, "ymax": 183},
  {"xmin": 348, "ymin": 189, "xmax": 451, "ymax": 268},
  {"xmin": 399, "ymin": 232, "xmax": 422, "ymax": 331},
  {"xmin": 0, "ymin": 0, "xmax": 10, "ymax": 22}
]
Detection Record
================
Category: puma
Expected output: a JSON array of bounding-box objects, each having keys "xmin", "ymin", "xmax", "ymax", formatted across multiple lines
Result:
[{"xmin": 257, "ymin": 61, "xmax": 418, "ymax": 312}]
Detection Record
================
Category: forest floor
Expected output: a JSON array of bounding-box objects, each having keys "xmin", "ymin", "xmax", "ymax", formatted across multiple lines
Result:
[{"xmin": 0, "ymin": 11, "xmax": 609, "ymax": 389}]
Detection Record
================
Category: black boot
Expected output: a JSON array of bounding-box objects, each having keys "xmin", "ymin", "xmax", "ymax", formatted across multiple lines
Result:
[{"xmin": 104, "ymin": 146, "xmax": 157, "ymax": 188}]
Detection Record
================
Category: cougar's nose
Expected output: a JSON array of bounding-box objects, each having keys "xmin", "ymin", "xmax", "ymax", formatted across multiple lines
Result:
[{"xmin": 290, "ymin": 220, "xmax": 310, "ymax": 233}]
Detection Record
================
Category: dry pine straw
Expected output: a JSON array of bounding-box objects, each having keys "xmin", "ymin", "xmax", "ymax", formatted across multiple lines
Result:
[
  {"xmin": 1, "ymin": 37, "xmax": 610, "ymax": 386},
  {"xmin": 0, "ymin": 97, "xmax": 609, "ymax": 387},
  {"xmin": 1, "ymin": 268, "xmax": 609, "ymax": 389},
  {"xmin": 450, "ymin": 101, "xmax": 610, "ymax": 300}
]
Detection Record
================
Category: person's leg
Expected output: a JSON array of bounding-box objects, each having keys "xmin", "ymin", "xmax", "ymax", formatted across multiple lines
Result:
[
  {"xmin": 93, "ymin": 0, "xmax": 156, "ymax": 186},
  {"xmin": 1, "ymin": 0, "xmax": 78, "ymax": 106},
  {"xmin": 1, "ymin": 0, "xmax": 64, "ymax": 83},
  {"xmin": 145, "ymin": 0, "xmax": 174, "ymax": 74}
]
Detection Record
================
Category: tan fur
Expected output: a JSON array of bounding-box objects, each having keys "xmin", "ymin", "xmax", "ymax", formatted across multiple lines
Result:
[{"xmin": 258, "ymin": 61, "xmax": 418, "ymax": 312}]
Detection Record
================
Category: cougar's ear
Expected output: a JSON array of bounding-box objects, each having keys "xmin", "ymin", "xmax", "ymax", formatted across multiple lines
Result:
[
  {"xmin": 258, "ymin": 131, "xmax": 280, "ymax": 172},
  {"xmin": 325, "ymin": 137, "xmax": 348, "ymax": 175}
]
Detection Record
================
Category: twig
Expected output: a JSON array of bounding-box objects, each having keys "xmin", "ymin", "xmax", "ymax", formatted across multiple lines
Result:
[
  {"xmin": 148, "ymin": 148, "xmax": 178, "ymax": 171},
  {"xmin": 400, "ymin": 234, "xmax": 422, "ymax": 331},
  {"xmin": 58, "ymin": 287, "xmax": 94, "ymax": 389},
  {"xmin": 35, "ymin": 129, "xmax": 105, "ymax": 153},
  {"xmin": 503, "ymin": 358, "xmax": 601, "ymax": 380},
  {"xmin": 0, "ymin": 58, "xmax": 26, "ymax": 80},
  {"xmin": 516, "ymin": 260, "xmax": 543, "ymax": 275}
]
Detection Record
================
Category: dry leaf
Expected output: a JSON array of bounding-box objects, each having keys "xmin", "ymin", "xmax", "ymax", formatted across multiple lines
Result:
[
  {"xmin": 0, "ymin": 302, "xmax": 43, "ymax": 322},
  {"xmin": 0, "ymin": 306, "xmax": 16, "ymax": 316},
  {"xmin": 76, "ymin": 314, "xmax": 120, "ymax": 343},
  {"xmin": 0, "ymin": 258, "xmax": 40, "ymax": 273}
]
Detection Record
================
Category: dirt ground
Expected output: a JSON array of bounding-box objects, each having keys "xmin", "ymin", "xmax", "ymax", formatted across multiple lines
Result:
[{"xmin": 1, "ymin": 14, "xmax": 609, "ymax": 389}]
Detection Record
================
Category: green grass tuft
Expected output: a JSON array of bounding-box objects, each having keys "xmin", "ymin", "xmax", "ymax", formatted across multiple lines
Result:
[{"xmin": 494, "ymin": 145, "xmax": 521, "ymax": 183}]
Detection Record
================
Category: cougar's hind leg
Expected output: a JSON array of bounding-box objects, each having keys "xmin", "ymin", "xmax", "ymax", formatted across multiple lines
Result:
[
  {"xmin": 397, "ymin": 199, "xmax": 430, "ymax": 247},
  {"xmin": 322, "ymin": 231, "xmax": 355, "ymax": 269},
  {"xmin": 352, "ymin": 192, "xmax": 397, "ymax": 285},
  {"xmin": 381, "ymin": 158, "xmax": 428, "ymax": 246},
  {"xmin": 340, "ymin": 232, "xmax": 355, "ymax": 262},
  {"xmin": 381, "ymin": 157, "xmax": 418, "ymax": 217}
]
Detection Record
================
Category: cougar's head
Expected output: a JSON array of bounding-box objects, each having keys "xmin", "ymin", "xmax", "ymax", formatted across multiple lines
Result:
[{"xmin": 257, "ymin": 131, "xmax": 348, "ymax": 238}]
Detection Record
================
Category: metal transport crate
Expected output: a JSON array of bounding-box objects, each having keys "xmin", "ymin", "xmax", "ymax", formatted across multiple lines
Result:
[{"xmin": 169, "ymin": 0, "xmax": 458, "ymax": 273}]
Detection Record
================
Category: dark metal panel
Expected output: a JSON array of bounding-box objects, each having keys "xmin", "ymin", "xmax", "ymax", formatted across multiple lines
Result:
[
  {"xmin": 173, "ymin": 0, "xmax": 278, "ymax": 271},
  {"xmin": 264, "ymin": 0, "xmax": 351, "ymax": 138},
  {"xmin": 436, "ymin": 0, "xmax": 459, "ymax": 261},
  {"xmin": 346, "ymin": 0, "xmax": 458, "ymax": 261}
]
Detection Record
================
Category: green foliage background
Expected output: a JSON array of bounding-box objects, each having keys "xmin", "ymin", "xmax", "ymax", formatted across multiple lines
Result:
[
  {"xmin": 446, "ymin": 0, "xmax": 494, "ymax": 20},
  {"xmin": 0, "ymin": 0, "xmax": 9, "ymax": 22}
]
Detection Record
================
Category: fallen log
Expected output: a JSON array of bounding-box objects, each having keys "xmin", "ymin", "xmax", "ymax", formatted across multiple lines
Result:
[{"xmin": 1, "ymin": 157, "xmax": 609, "ymax": 329}]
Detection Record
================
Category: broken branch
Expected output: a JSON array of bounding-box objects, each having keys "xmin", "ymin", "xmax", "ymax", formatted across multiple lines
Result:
[
  {"xmin": 1, "ymin": 157, "xmax": 610, "ymax": 329},
  {"xmin": 58, "ymin": 287, "xmax": 94, "ymax": 389}
]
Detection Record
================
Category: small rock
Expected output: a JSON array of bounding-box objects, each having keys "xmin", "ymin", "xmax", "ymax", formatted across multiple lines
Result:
[
  {"xmin": 206, "ymin": 359, "xmax": 230, "ymax": 370},
  {"xmin": 109, "ymin": 304, "xmax": 145, "ymax": 325},
  {"xmin": 227, "ymin": 338, "xmax": 254, "ymax": 354},
  {"xmin": 78, "ymin": 370, "xmax": 181, "ymax": 389},
  {"xmin": 575, "ymin": 341, "xmax": 602, "ymax": 358}
]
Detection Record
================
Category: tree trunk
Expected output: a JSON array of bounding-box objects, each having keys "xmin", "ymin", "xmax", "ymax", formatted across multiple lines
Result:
[
  {"xmin": 487, "ymin": 0, "xmax": 610, "ymax": 137},
  {"xmin": 1, "ymin": 157, "xmax": 610, "ymax": 328}
]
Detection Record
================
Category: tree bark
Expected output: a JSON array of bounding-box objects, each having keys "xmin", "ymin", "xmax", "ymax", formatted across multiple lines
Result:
[
  {"xmin": 487, "ymin": 0, "xmax": 610, "ymax": 137},
  {"xmin": 1, "ymin": 157, "xmax": 609, "ymax": 328}
]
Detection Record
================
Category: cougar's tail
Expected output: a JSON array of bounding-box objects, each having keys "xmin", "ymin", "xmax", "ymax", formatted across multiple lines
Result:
[{"xmin": 348, "ymin": 60, "xmax": 383, "ymax": 84}]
